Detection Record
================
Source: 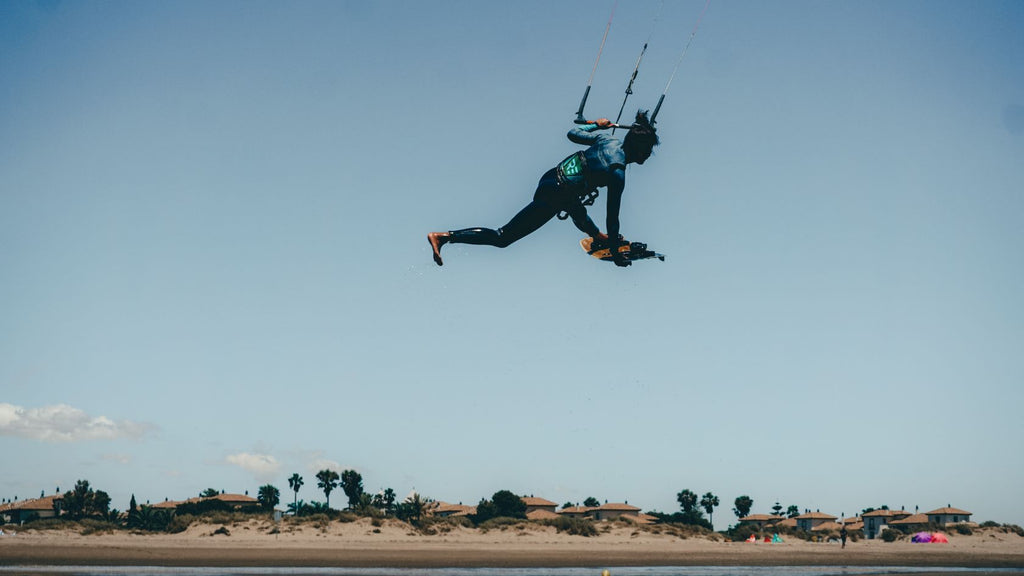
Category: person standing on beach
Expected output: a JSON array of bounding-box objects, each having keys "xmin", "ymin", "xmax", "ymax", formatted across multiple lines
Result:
[{"xmin": 840, "ymin": 525, "xmax": 848, "ymax": 548}]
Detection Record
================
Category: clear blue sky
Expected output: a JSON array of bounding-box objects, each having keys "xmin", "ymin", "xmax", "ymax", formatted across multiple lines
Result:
[{"xmin": 2, "ymin": 0, "xmax": 1022, "ymax": 528}]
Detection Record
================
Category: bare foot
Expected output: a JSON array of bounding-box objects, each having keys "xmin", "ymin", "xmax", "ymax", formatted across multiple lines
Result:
[{"xmin": 427, "ymin": 232, "xmax": 448, "ymax": 266}]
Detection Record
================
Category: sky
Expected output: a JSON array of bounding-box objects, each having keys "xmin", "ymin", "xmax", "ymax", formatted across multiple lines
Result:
[{"xmin": 1, "ymin": 0, "xmax": 1023, "ymax": 529}]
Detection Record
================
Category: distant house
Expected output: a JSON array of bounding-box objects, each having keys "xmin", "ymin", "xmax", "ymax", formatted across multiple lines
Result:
[
  {"xmin": 591, "ymin": 502, "xmax": 641, "ymax": 522},
  {"xmin": 0, "ymin": 495, "xmax": 63, "ymax": 524},
  {"xmin": 429, "ymin": 501, "xmax": 475, "ymax": 518},
  {"xmin": 889, "ymin": 513, "xmax": 930, "ymax": 531},
  {"xmin": 739, "ymin": 514, "xmax": 784, "ymax": 529},
  {"xmin": 775, "ymin": 517, "xmax": 798, "ymax": 529},
  {"xmin": 862, "ymin": 509, "xmax": 911, "ymax": 539},
  {"xmin": 841, "ymin": 517, "xmax": 865, "ymax": 532},
  {"xmin": 521, "ymin": 497, "xmax": 558, "ymax": 515},
  {"xmin": 926, "ymin": 506, "xmax": 972, "ymax": 527},
  {"xmin": 795, "ymin": 511, "xmax": 837, "ymax": 531},
  {"xmin": 557, "ymin": 505, "xmax": 594, "ymax": 519},
  {"xmin": 526, "ymin": 509, "xmax": 560, "ymax": 521},
  {"xmin": 812, "ymin": 521, "xmax": 844, "ymax": 533},
  {"xmin": 146, "ymin": 493, "xmax": 260, "ymax": 513}
]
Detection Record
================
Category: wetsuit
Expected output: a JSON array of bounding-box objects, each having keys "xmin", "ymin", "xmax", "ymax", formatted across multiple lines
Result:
[{"xmin": 446, "ymin": 124, "xmax": 627, "ymax": 248}]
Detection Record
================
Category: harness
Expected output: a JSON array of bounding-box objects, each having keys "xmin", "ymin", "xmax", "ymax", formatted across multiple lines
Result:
[{"xmin": 555, "ymin": 151, "xmax": 600, "ymax": 220}]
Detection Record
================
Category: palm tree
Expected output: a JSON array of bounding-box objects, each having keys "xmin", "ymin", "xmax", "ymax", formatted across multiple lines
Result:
[
  {"xmin": 288, "ymin": 473, "xmax": 304, "ymax": 513},
  {"xmin": 315, "ymin": 469, "xmax": 339, "ymax": 509},
  {"xmin": 258, "ymin": 484, "xmax": 280, "ymax": 510},
  {"xmin": 700, "ymin": 492, "xmax": 720, "ymax": 529}
]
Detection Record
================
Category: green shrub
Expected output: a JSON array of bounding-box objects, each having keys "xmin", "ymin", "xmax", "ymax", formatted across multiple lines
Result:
[
  {"xmin": 548, "ymin": 516, "xmax": 598, "ymax": 537},
  {"xmin": 881, "ymin": 528, "xmax": 901, "ymax": 542},
  {"xmin": 728, "ymin": 523, "xmax": 760, "ymax": 542},
  {"xmin": 955, "ymin": 524, "xmax": 973, "ymax": 535}
]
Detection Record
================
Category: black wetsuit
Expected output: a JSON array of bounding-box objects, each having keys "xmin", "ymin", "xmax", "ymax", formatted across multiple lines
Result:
[{"xmin": 447, "ymin": 124, "xmax": 628, "ymax": 248}]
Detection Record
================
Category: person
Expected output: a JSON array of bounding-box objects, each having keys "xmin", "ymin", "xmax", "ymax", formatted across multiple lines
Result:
[
  {"xmin": 840, "ymin": 525, "xmax": 848, "ymax": 548},
  {"xmin": 427, "ymin": 110, "xmax": 659, "ymax": 267}
]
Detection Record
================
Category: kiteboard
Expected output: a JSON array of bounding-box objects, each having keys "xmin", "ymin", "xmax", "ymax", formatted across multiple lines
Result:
[{"xmin": 580, "ymin": 237, "xmax": 665, "ymax": 263}]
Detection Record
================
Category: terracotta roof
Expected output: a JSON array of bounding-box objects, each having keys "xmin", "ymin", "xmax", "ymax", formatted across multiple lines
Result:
[
  {"xmin": 926, "ymin": 507, "xmax": 971, "ymax": 516},
  {"xmin": 521, "ymin": 497, "xmax": 558, "ymax": 507},
  {"xmin": 890, "ymin": 513, "xmax": 929, "ymax": 525},
  {"xmin": 432, "ymin": 502, "xmax": 475, "ymax": 515},
  {"xmin": 527, "ymin": 509, "xmax": 560, "ymax": 520},
  {"xmin": 776, "ymin": 518, "xmax": 798, "ymax": 528},
  {"xmin": 740, "ymin": 514, "xmax": 783, "ymax": 522},
  {"xmin": 795, "ymin": 511, "xmax": 837, "ymax": 520},
  {"xmin": 812, "ymin": 521, "xmax": 843, "ymax": 532},
  {"xmin": 213, "ymin": 493, "xmax": 258, "ymax": 503},
  {"xmin": 595, "ymin": 502, "xmax": 640, "ymax": 511},
  {"xmin": 0, "ymin": 495, "xmax": 61, "ymax": 512},
  {"xmin": 844, "ymin": 521, "xmax": 864, "ymax": 531}
]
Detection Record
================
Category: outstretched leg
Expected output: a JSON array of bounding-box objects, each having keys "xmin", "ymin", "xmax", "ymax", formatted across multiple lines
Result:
[{"xmin": 429, "ymin": 199, "xmax": 558, "ymax": 265}]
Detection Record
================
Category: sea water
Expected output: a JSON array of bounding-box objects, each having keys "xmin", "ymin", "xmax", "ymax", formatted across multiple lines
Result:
[{"xmin": 1, "ymin": 567, "xmax": 1023, "ymax": 576}]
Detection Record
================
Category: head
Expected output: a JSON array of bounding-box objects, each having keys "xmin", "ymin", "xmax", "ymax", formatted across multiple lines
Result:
[{"xmin": 622, "ymin": 110, "xmax": 659, "ymax": 164}]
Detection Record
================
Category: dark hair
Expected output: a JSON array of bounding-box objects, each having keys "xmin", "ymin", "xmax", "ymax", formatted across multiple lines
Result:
[{"xmin": 623, "ymin": 110, "xmax": 659, "ymax": 152}]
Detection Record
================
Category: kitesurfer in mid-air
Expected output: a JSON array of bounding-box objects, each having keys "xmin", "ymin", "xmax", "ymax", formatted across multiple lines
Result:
[{"xmin": 427, "ymin": 110, "xmax": 659, "ymax": 268}]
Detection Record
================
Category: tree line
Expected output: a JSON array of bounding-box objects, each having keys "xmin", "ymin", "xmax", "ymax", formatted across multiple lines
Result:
[{"xmin": 9, "ymin": 476, "xmax": 800, "ymax": 534}]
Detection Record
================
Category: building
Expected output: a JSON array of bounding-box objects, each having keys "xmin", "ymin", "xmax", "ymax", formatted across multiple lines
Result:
[
  {"xmin": 591, "ymin": 502, "xmax": 641, "ymax": 521},
  {"xmin": 861, "ymin": 509, "xmax": 911, "ymax": 539},
  {"xmin": 0, "ymin": 495, "xmax": 63, "ymax": 524},
  {"xmin": 521, "ymin": 497, "xmax": 558, "ymax": 515},
  {"xmin": 795, "ymin": 511, "xmax": 837, "ymax": 531},
  {"xmin": 888, "ymin": 513, "xmax": 929, "ymax": 531},
  {"xmin": 925, "ymin": 506, "xmax": 972, "ymax": 527},
  {"xmin": 557, "ymin": 505, "xmax": 594, "ymax": 519},
  {"xmin": 739, "ymin": 514, "xmax": 784, "ymax": 529}
]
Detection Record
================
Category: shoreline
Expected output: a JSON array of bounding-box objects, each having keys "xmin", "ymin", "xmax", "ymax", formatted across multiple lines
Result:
[{"xmin": 1, "ymin": 520, "xmax": 1022, "ymax": 570}]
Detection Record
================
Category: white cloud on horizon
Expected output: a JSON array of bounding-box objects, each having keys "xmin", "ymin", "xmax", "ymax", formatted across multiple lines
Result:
[
  {"xmin": 0, "ymin": 402, "xmax": 153, "ymax": 442},
  {"xmin": 226, "ymin": 452, "xmax": 281, "ymax": 482}
]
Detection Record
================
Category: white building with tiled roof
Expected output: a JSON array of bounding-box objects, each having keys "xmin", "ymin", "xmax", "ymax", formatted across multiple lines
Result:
[
  {"xmin": 0, "ymin": 494, "xmax": 62, "ymax": 524},
  {"xmin": 520, "ymin": 496, "xmax": 558, "ymax": 515},
  {"xmin": 861, "ymin": 509, "xmax": 911, "ymax": 539},
  {"xmin": 591, "ymin": 502, "xmax": 641, "ymax": 522},
  {"xmin": 926, "ymin": 506, "xmax": 972, "ymax": 527},
  {"xmin": 795, "ymin": 511, "xmax": 837, "ymax": 532}
]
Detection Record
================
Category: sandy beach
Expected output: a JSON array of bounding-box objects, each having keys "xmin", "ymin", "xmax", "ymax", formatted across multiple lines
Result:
[{"xmin": 1, "ymin": 519, "xmax": 1023, "ymax": 570}]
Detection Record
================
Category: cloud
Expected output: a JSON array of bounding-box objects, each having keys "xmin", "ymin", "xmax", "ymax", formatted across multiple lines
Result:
[
  {"xmin": 309, "ymin": 458, "xmax": 342, "ymax": 475},
  {"xmin": 226, "ymin": 452, "xmax": 281, "ymax": 482},
  {"xmin": 0, "ymin": 403, "xmax": 153, "ymax": 442}
]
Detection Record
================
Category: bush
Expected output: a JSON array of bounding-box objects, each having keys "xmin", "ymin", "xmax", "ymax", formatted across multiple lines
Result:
[
  {"xmin": 955, "ymin": 524, "xmax": 973, "ymax": 535},
  {"xmin": 548, "ymin": 516, "xmax": 598, "ymax": 537},
  {"xmin": 881, "ymin": 528, "xmax": 901, "ymax": 542}
]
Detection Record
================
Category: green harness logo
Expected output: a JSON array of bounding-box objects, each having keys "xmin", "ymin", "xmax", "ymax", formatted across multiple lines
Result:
[{"xmin": 560, "ymin": 153, "xmax": 583, "ymax": 178}]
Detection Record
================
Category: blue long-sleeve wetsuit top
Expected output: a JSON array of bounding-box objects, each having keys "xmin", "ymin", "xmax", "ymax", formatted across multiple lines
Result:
[{"xmin": 558, "ymin": 125, "xmax": 627, "ymax": 241}]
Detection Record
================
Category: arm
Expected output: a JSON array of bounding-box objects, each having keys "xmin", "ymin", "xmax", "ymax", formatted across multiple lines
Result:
[
  {"xmin": 605, "ymin": 167, "xmax": 625, "ymax": 241},
  {"xmin": 567, "ymin": 118, "xmax": 613, "ymax": 145},
  {"xmin": 605, "ymin": 167, "xmax": 631, "ymax": 267}
]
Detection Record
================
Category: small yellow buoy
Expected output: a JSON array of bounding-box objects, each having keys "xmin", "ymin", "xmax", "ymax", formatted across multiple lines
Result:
[{"xmin": 602, "ymin": 570, "xmax": 610, "ymax": 576}]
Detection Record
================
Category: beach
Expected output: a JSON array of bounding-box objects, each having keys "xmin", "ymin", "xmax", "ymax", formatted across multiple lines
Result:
[{"xmin": 1, "ymin": 519, "xmax": 1023, "ymax": 570}]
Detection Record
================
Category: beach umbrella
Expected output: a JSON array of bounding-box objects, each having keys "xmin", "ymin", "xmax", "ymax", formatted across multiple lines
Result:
[
  {"xmin": 912, "ymin": 532, "xmax": 933, "ymax": 543},
  {"xmin": 931, "ymin": 532, "xmax": 949, "ymax": 543}
]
